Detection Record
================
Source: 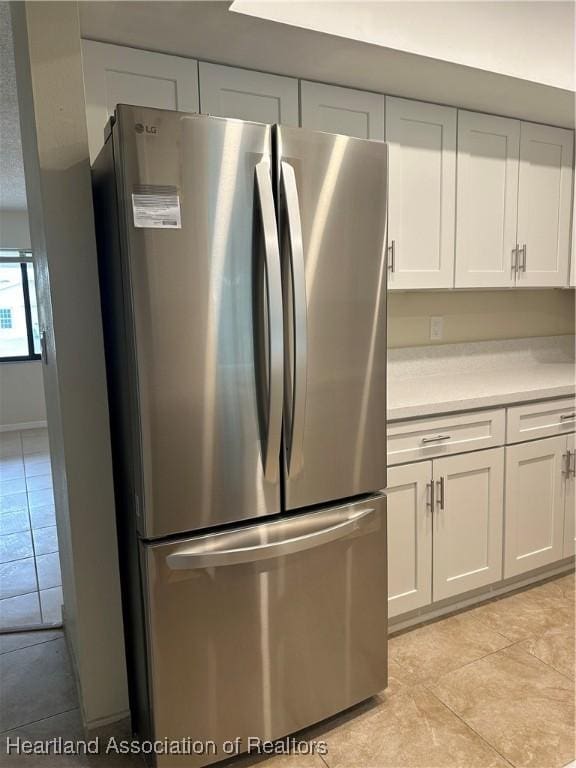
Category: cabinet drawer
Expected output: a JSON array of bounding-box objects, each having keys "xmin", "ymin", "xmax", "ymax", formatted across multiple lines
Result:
[
  {"xmin": 387, "ymin": 409, "xmax": 505, "ymax": 466},
  {"xmin": 506, "ymin": 398, "xmax": 576, "ymax": 444}
]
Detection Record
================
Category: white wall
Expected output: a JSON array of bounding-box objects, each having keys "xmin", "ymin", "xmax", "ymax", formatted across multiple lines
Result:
[
  {"xmin": 12, "ymin": 1, "xmax": 128, "ymax": 730},
  {"xmin": 389, "ymin": 290, "xmax": 576, "ymax": 348},
  {"xmin": 0, "ymin": 361, "xmax": 46, "ymax": 427},
  {"xmin": 233, "ymin": 1, "xmax": 575, "ymax": 91},
  {"xmin": 0, "ymin": 209, "xmax": 32, "ymax": 249},
  {"xmin": 0, "ymin": 208, "xmax": 46, "ymax": 428}
]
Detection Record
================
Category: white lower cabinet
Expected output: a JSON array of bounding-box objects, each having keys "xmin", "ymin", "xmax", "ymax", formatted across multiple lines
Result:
[
  {"xmin": 386, "ymin": 462, "xmax": 432, "ymax": 618},
  {"xmin": 387, "ymin": 447, "xmax": 504, "ymax": 614},
  {"xmin": 504, "ymin": 435, "xmax": 568, "ymax": 577},
  {"xmin": 388, "ymin": 407, "xmax": 575, "ymax": 620},
  {"xmin": 433, "ymin": 448, "xmax": 504, "ymax": 601},
  {"xmin": 564, "ymin": 434, "xmax": 575, "ymax": 557}
]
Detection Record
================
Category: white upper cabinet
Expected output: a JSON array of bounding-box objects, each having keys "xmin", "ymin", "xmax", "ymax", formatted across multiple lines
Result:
[
  {"xmin": 455, "ymin": 112, "xmax": 520, "ymax": 288},
  {"xmin": 198, "ymin": 62, "xmax": 298, "ymax": 125},
  {"xmin": 81, "ymin": 41, "xmax": 199, "ymax": 162},
  {"xmin": 300, "ymin": 81, "xmax": 384, "ymax": 139},
  {"xmin": 386, "ymin": 97, "xmax": 457, "ymax": 290},
  {"xmin": 516, "ymin": 122, "xmax": 574, "ymax": 287},
  {"xmin": 433, "ymin": 447, "xmax": 504, "ymax": 601}
]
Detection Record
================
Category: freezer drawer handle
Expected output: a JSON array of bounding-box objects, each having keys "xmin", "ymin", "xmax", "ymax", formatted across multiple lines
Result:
[
  {"xmin": 255, "ymin": 160, "xmax": 284, "ymax": 483},
  {"xmin": 280, "ymin": 161, "xmax": 307, "ymax": 477},
  {"xmin": 165, "ymin": 507, "xmax": 376, "ymax": 570}
]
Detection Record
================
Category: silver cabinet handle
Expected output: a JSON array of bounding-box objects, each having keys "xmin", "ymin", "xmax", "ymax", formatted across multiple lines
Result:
[
  {"xmin": 563, "ymin": 452, "xmax": 571, "ymax": 477},
  {"xmin": 426, "ymin": 481, "xmax": 434, "ymax": 510},
  {"xmin": 571, "ymin": 450, "xmax": 576, "ymax": 478},
  {"xmin": 280, "ymin": 161, "xmax": 307, "ymax": 477},
  {"xmin": 387, "ymin": 240, "xmax": 396, "ymax": 273},
  {"xmin": 512, "ymin": 245, "xmax": 519, "ymax": 274},
  {"xmin": 254, "ymin": 160, "xmax": 284, "ymax": 483},
  {"xmin": 560, "ymin": 413, "xmax": 576, "ymax": 422},
  {"xmin": 436, "ymin": 477, "xmax": 445, "ymax": 510},
  {"xmin": 422, "ymin": 434, "xmax": 451, "ymax": 444},
  {"xmin": 518, "ymin": 244, "xmax": 527, "ymax": 272},
  {"xmin": 166, "ymin": 507, "xmax": 376, "ymax": 570}
]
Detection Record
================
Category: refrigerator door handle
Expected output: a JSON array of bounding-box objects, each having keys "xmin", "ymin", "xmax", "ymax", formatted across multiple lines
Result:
[
  {"xmin": 255, "ymin": 160, "xmax": 284, "ymax": 483},
  {"xmin": 281, "ymin": 160, "xmax": 307, "ymax": 476},
  {"xmin": 166, "ymin": 506, "xmax": 376, "ymax": 570}
]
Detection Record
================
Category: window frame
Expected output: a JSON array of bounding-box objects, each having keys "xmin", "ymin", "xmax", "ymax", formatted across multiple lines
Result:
[{"xmin": 0, "ymin": 251, "xmax": 41, "ymax": 363}]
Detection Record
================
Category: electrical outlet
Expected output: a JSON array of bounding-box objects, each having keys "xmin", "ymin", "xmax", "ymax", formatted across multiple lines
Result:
[{"xmin": 430, "ymin": 316, "xmax": 444, "ymax": 341}]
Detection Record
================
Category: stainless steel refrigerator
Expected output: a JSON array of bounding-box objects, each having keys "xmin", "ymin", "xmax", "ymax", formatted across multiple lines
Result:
[{"xmin": 92, "ymin": 105, "xmax": 388, "ymax": 766}]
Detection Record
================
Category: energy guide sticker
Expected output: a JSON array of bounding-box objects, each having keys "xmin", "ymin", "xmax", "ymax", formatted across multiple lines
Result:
[{"xmin": 132, "ymin": 185, "xmax": 182, "ymax": 229}]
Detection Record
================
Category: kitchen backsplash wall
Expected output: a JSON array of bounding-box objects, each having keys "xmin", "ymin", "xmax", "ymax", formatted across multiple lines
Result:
[{"xmin": 388, "ymin": 289, "xmax": 575, "ymax": 348}]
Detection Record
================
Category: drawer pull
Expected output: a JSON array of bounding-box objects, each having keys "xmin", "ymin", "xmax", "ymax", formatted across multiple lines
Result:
[
  {"xmin": 422, "ymin": 434, "xmax": 452, "ymax": 444},
  {"xmin": 560, "ymin": 413, "xmax": 576, "ymax": 422}
]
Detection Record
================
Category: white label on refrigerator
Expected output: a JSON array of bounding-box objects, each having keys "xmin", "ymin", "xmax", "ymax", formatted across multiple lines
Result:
[{"xmin": 132, "ymin": 185, "xmax": 181, "ymax": 229}]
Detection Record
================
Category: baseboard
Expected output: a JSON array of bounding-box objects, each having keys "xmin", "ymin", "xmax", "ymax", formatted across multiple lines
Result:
[
  {"xmin": 0, "ymin": 420, "xmax": 48, "ymax": 433},
  {"xmin": 61, "ymin": 607, "xmax": 131, "ymax": 735},
  {"xmin": 389, "ymin": 557, "xmax": 575, "ymax": 634},
  {"xmin": 85, "ymin": 711, "xmax": 132, "ymax": 734}
]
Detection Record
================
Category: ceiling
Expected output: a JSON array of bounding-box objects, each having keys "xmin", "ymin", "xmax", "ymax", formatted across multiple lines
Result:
[
  {"xmin": 233, "ymin": 1, "xmax": 575, "ymax": 91},
  {"xmin": 1, "ymin": 0, "xmax": 574, "ymax": 215},
  {"xmin": 79, "ymin": 1, "xmax": 574, "ymax": 128},
  {"xmin": 0, "ymin": 2, "xmax": 27, "ymax": 211}
]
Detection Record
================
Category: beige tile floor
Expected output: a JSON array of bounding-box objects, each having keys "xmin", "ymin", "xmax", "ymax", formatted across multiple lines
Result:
[
  {"xmin": 0, "ymin": 428, "xmax": 61, "ymax": 628},
  {"xmin": 0, "ymin": 571, "xmax": 574, "ymax": 767}
]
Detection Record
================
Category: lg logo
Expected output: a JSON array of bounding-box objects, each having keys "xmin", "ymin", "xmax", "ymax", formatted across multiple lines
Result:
[{"xmin": 134, "ymin": 123, "xmax": 158, "ymax": 135}]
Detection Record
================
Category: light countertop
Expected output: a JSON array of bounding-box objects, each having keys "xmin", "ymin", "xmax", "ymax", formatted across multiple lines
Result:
[{"xmin": 388, "ymin": 336, "xmax": 575, "ymax": 422}]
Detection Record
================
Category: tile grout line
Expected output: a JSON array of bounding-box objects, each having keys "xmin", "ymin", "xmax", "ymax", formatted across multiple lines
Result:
[
  {"xmin": 0, "ymin": 633, "xmax": 64, "ymax": 660},
  {"xmin": 508, "ymin": 637, "xmax": 576, "ymax": 683},
  {"xmin": 421, "ymin": 632, "xmax": 575, "ymax": 768},
  {"xmin": 0, "ymin": 705, "xmax": 79, "ymax": 737},
  {"xmin": 387, "ymin": 646, "xmax": 519, "ymax": 766},
  {"xmin": 389, "ymin": 623, "xmax": 517, "ymax": 689},
  {"xmin": 21, "ymin": 429, "xmax": 44, "ymax": 626},
  {"xmin": 425, "ymin": 686, "xmax": 516, "ymax": 767}
]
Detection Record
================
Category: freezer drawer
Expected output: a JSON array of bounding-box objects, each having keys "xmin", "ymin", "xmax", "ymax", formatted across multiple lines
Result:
[{"xmin": 143, "ymin": 494, "xmax": 387, "ymax": 766}]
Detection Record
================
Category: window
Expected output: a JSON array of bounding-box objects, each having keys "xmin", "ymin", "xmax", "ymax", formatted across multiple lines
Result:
[
  {"xmin": 0, "ymin": 251, "xmax": 41, "ymax": 362},
  {"xmin": 0, "ymin": 309, "xmax": 13, "ymax": 329}
]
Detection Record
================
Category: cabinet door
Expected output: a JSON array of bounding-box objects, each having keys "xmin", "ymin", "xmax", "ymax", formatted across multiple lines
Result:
[
  {"xmin": 516, "ymin": 122, "xmax": 574, "ymax": 287},
  {"xmin": 198, "ymin": 62, "xmax": 298, "ymax": 125},
  {"xmin": 455, "ymin": 111, "xmax": 520, "ymax": 288},
  {"xmin": 300, "ymin": 81, "xmax": 384, "ymax": 139},
  {"xmin": 570, "ymin": 193, "xmax": 576, "ymax": 288},
  {"xmin": 433, "ymin": 448, "xmax": 504, "ymax": 601},
  {"xmin": 504, "ymin": 435, "xmax": 566, "ymax": 577},
  {"xmin": 81, "ymin": 41, "xmax": 199, "ymax": 162},
  {"xmin": 563, "ymin": 434, "xmax": 575, "ymax": 558},
  {"xmin": 386, "ymin": 462, "xmax": 432, "ymax": 618},
  {"xmin": 386, "ymin": 97, "xmax": 456, "ymax": 289}
]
